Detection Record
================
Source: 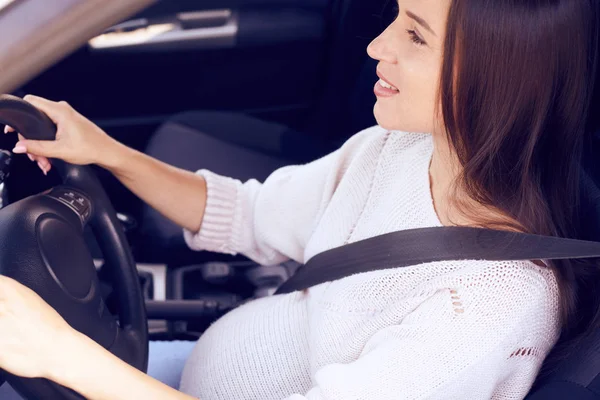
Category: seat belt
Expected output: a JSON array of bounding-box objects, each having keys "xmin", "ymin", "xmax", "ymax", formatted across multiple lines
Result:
[{"xmin": 275, "ymin": 226, "xmax": 600, "ymax": 294}]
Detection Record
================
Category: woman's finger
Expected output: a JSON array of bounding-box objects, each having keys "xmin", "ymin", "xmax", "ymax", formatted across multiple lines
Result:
[
  {"xmin": 37, "ymin": 162, "xmax": 47, "ymax": 176},
  {"xmin": 37, "ymin": 157, "xmax": 51, "ymax": 170},
  {"xmin": 4, "ymin": 125, "xmax": 14, "ymax": 134},
  {"xmin": 13, "ymin": 139, "xmax": 60, "ymax": 159},
  {"xmin": 35, "ymin": 156, "xmax": 51, "ymax": 175},
  {"xmin": 27, "ymin": 154, "xmax": 34, "ymax": 162}
]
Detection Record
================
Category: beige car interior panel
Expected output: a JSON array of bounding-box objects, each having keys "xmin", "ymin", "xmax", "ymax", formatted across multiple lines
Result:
[
  {"xmin": 88, "ymin": 9, "xmax": 238, "ymax": 52},
  {"xmin": 0, "ymin": 0, "xmax": 157, "ymax": 93}
]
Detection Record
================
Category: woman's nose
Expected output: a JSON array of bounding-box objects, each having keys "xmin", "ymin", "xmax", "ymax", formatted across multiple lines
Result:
[{"xmin": 367, "ymin": 27, "xmax": 397, "ymax": 64}]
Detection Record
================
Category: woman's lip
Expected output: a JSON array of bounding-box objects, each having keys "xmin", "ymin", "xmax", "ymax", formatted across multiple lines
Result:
[
  {"xmin": 376, "ymin": 70, "xmax": 398, "ymax": 90},
  {"xmin": 375, "ymin": 70, "xmax": 399, "ymax": 97},
  {"xmin": 374, "ymin": 80, "xmax": 400, "ymax": 97}
]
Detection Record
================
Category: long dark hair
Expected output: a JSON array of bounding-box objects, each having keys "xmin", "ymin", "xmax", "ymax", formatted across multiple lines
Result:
[{"xmin": 439, "ymin": 0, "xmax": 600, "ymax": 377}]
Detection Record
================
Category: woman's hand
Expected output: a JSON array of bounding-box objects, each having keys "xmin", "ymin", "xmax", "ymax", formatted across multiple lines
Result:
[
  {"xmin": 0, "ymin": 276, "xmax": 196, "ymax": 400},
  {"xmin": 4, "ymin": 95, "xmax": 117, "ymax": 175},
  {"xmin": 0, "ymin": 275, "xmax": 73, "ymax": 379}
]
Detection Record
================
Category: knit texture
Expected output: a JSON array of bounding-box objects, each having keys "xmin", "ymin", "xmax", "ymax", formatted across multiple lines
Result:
[{"xmin": 180, "ymin": 126, "xmax": 561, "ymax": 399}]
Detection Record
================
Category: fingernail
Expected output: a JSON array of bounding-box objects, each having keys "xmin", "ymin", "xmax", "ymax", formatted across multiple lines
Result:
[
  {"xmin": 12, "ymin": 144, "xmax": 26, "ymax": 154},
  {"xmin": 27, "ymin": 154, "xmax": 34, "ymax": 162}
]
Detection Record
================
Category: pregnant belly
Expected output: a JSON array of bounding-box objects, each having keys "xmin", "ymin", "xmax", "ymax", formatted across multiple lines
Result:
[{"xmin": 179, "ymin": 293, "xmax": 312, "ymax": 400}]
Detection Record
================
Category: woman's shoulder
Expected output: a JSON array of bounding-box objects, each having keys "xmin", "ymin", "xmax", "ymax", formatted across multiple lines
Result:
[
  {"xmin": 340, "ymin": 125, "xmax": 432, "ymax": 154},
  {"xmin": 325, "ymin": 126, "xmax": 433, "ymax": 180}
]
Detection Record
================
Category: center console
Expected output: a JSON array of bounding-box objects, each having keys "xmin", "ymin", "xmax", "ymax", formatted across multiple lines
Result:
[{"xmin": 94, "ymin": 258, "xmax": 300, "ymax": 339}]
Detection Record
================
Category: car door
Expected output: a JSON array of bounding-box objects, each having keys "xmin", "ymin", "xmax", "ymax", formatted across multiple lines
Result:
[{"xmin": 16, "ymin": 0, "xmax": 332, "ymax": 135}]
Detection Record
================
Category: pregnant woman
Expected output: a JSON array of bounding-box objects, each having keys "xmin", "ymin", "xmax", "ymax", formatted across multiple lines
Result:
[{"xmin": 0, "ymin": 0, "xmax": 598, "ymax": 399}]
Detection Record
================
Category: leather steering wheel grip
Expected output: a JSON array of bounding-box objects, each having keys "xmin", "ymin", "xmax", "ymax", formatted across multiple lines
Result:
[{"xmin": 0, "ymin": 94, "xmax": 57, "ymax": 141}]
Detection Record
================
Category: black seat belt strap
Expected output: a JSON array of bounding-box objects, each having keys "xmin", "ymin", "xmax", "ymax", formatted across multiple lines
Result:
[{"xmin": 275, "ymin": 226, "xmax": 600, "ymax": 294}]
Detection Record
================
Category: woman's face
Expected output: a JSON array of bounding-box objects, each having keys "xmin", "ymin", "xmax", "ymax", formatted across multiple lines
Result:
[{"xmin": 367, "ymin": 0, "xmax": 451, "ymax": 133}]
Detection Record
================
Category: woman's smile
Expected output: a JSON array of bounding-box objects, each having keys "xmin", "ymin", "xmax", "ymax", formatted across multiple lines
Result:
[{"xmin": 374, "ymin": 71, "xmax": 400, "ymax": 98}]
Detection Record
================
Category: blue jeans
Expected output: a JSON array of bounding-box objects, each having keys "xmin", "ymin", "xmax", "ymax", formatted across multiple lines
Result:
[{"xmin": 0, "ymin": 340, "xmax": 197, "ymax": 399}]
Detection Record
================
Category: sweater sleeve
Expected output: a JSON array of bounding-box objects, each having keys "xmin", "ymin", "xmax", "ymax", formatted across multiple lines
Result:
[
  {"xmin": 183, "ymin": 126, "xmax": 385, "ymax": 265},
  {"xmin": 284, "ymin": 271, "xmax": 560, "ymax": 400}
]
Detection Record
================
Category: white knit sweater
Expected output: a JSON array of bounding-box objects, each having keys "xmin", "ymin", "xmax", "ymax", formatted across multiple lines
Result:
[{"xmin": 179, "ymin": 125, "xmax": 561, "ymax": 400}]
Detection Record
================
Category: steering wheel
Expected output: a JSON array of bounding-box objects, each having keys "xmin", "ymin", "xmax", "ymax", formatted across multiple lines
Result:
[{"xmin": 0, "ymin": 94, "xmax": 148, "ymax": 399}]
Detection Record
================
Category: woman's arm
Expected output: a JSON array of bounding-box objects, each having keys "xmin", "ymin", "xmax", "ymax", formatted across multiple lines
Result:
[
  {"xmin": 52, "ymin": 330, "xmax": 198, "ymax": 400},
  {"xmin": 0, "ymin": 276, "xmax": 199, "ymax": 400},
  {"xmin": 182, "ymin": 126, "xmax": 385, "ymax": 265},
  {"xmin": 100, "ymin": 140, "xmax": 207, "ymax": 233},
  {"xmin": 9, "ymin": 95, "xmax": 208, "ymax": 233}
]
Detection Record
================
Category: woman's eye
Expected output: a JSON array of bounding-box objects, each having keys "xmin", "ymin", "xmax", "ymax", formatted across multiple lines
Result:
[{"xmin": 407, "ymin": 29, "xmax": 426, "ymax": 46}]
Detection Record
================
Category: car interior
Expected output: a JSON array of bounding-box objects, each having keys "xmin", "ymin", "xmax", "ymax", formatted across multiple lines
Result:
[{"xmin": 0, "ymin": 0, "xmax": 598, "ymax": 399}]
